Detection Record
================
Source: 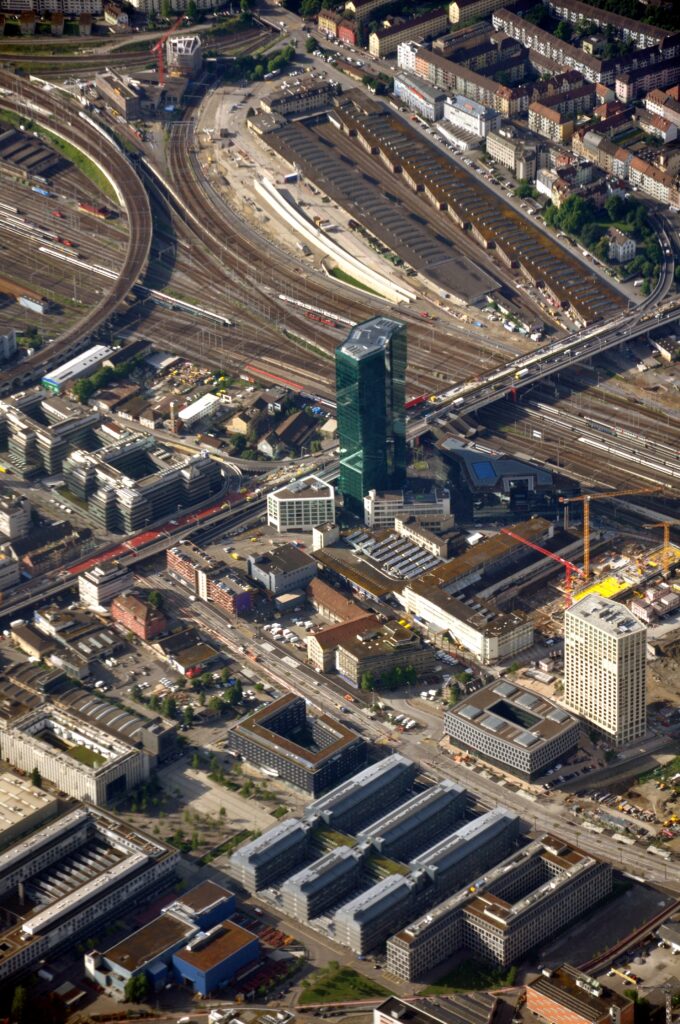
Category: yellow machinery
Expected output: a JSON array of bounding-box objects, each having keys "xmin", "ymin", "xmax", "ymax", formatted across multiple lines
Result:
[{"xmin": 559, "ymin": 488, "xmax": 660, "ymax": 580}]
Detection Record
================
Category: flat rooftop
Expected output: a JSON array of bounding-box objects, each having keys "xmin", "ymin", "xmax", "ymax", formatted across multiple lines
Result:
[
  {"xmin": 174, "ymin": 920, "xmax": 257, "ymax": 971},
  {"xmin": 104, "ymin": 914, "xmax": 193, "ymax": 973},
  {"xmin": 566, "ymin": 593, "xmax": 646, "ymax": 637},
  {"xmin": 529, "ymin": 965, "xmax": 633, "ymax": 1021},
  {"xmin": 338, "ymin": 318, "xmax": 404, "ymax": 361},
  {"xmin": 167, "ymin": 880, "xmax": 233, "ymax": 916},
  {"xmin": 449, "ymin": 679, "xmax": 579, "ymax": 750},
  {"xmin": 272, "ymin": 475, "xmax": 334, "ymax": 502},
  {"xmin": 0, "ymin": 773, "xmax": 58, "ymax": 833},
  {"xmin": 376, "ymin": 995, "xmax": 496, "ymax": 1024}
]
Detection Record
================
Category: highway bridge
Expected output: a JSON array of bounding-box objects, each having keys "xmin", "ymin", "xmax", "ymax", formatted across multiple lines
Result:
[{"xmin": 0, "ymin": 70, "xmax": 152, "ymax": 396}]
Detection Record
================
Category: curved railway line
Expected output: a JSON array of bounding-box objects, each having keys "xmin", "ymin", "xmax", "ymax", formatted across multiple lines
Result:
[{"xmin": 0, "ymin": 70, "xmax": 152, "ymax": 395}]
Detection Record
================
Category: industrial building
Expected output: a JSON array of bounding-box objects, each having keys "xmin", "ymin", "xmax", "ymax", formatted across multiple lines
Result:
[
  {"xmin": 177, "ymin": 392, "xmax": 221, "ymax": 429},
  {"xmin": 260, "ymin": 78, "xmax": 340, "ymax": 117},
  {"xmin": 229, "ymin": 694, "xmax": 367, "ymax": 795},
  {"xmin": 355, "ymin": 780, "xmax": 467, "ymax": 860},
  {"xmin": 564, "ymin": 595, "xmax": 647, "ymax": 746},
  {"xmin": 0, "ymin": 772, "xmax": 58, "ymax": 848},
  {"xmin": 526, "ymin": 965, "xmax": 635, "ymax": 1024},
  {"xmin": 63, "ymin": 437, "xmax": 223, "ymax": 534},
  {"xmin": 280, "ymin": 846, "xmax": 364, "ymax": 922},
  {"xmin": 444, "ymin": 680, "xmax": 581, "ymax": 779},
  {"xmin": 87, "ymin": 881, "xmax": 258, "ymax": 998},
  {"xmin": 41, "ymin": 345, "xmax": 113, "ymax": 394},
  {"xmin": 333, "ymin": 98, "xmax": 626, "ymax": 323},
  {"xmin": 303, "ymin": 754, "xmax": 418, "ymax": 833},
  {"xmin": 336, "ymin": 319, "xmax": 407, "ymax": 517},
  {"xmin": 0, "ymin": 705, "xmax": 150, "ymax": 806},
  {"xmin": 444, "ymin": 94, "xmax": 501, "ymax": 137},
  {"xmin": 95, "ymin": 70, "xmax": 141, "ymax": 120},
  {"xmin": 386, "ymin": 836, "xmax": 612, "ymax": 977},
  {"xmin": 0, "ymin": 805, "xmax": 178, "ymax": 984},
  {"xmin": 374, "ymin": 996, "xmax": 496, "ymax": 1024},
  {"xmin": 394, "ymin": 74, "xmax": 447, "ymax": 121},
  {"xmin": 230, "ymin": 819, "xmax": 313, "ymax": 892},
  {"xmin": 267, "ymin": 475, "xmax": 336, "ymax": 534}
]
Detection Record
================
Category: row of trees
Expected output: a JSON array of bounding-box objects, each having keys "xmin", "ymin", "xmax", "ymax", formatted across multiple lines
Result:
[
  {"xmin": 359, "ymin": 664, "xmax": 418, "ymax": 691},
  {"xmin": 72, "ymin": 355, "xmax": 140, "ymax": 404}
]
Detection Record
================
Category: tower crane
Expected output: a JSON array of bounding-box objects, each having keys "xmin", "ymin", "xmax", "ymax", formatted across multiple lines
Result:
[
  {"xmin": 499, "ymin": 527, "xmax": 584, "ymax": 607},
  {"xmin": 643, "ymin": 521, "xmax": 676, "ymax": 577},
  {"xmin": 150, "ymin": 14, "xmax": 185, "ymax": 87},
  {"xmin": 559, "ymin": 488, "xmax": 660, "ymax": 581},
  {"xmin": 638, "ymin": 980, "xmax": 677, "ymax": 1024}
]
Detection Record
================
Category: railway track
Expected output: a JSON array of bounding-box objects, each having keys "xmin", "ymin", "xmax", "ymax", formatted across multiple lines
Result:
[{"xmin": 0, "ymin": 71, "xmax": 152, "ymax": 394}]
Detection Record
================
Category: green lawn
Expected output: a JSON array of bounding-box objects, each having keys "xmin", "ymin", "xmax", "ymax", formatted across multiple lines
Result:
[
  {"xmin": 420, "ymin": 959, "xmax": 518, "ymax": 994},
  {"xmin": 69, "ymin": 745, "xmax": 105, "ymax": 768},
  {"xmin": 328, "ymin": 266, "xmax": 383, "ymax": 297},
  {"xmin": 299, "ymin": 965, "xmax": 390, "ymax": 1006}
]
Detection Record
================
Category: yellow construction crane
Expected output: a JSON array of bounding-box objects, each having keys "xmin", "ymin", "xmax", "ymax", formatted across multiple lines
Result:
[
  {"xmin": 559, "ymin": 487, "xmax": 660, "ymax": 580},
  {"xmin": 647, "ymin": 520, "xmax": 671, "ymax": 577}
]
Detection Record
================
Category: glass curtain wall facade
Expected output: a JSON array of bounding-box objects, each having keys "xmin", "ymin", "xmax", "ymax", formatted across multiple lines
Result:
[{"xmin": 336, "ymin": 318, "xmax": 407, "ymax": 515}]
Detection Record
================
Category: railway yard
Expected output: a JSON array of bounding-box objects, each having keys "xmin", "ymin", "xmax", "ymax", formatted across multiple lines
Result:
[{"xmin": 0, "ymin": 25, "xmax": 678, "ymax": 505}]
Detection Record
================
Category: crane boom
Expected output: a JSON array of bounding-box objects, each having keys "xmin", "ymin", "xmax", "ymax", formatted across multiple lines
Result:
[
  {"xmin": 150, "ymin": 14, "xmax": 186, "ymax": 87},
  {"xmin": 559, "ymin": 487, "xmax": 660, "ymax": 579},
  {"xmin": 499, "ymin": 528, "xmax": 583, "ymax": 607}
]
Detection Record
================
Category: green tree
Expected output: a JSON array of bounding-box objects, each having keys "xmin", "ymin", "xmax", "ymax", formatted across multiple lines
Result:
[
  {"xmin": 30, "ymin": 766, "xmax": 42, "ymax": 788},
  {"xmin": 360, "ymin": 671, "xmax": 375, "ymax": 691},
  {"xmin": 161, "ymin": 695, "xmax": 177, "ymax": 719},
  {"xmin": 160, "ymin": 0, "xmax": 171, "ymax": 18},
  {"xmin": 208, "ymin": 695, "xmax": 224, "ymax": 715},
  {"xmin": 148, "ymin": 589, "xmax": 163, "ymax": 610},
  {"xmin": 183, "ymin": 706, "xmax": 194, "ymax": 727},
  {"xmin": 301, "ymin": 0, "xmax": 321, "ymax": 15},
  {"xmin": 123, "ymin": 973, "xmax": 150, "ymax": 1003},
  {"xmin": 305, "ymin": 34, "xmax": 317, "ymax": 52},
  {"xmin": 240, "ymin": 0, "xmax": 252, "ymax": 12},
  {"xmin": 187, "ymin": 0, "xmax": 197, "ymax": 18},
  {"xmin": 554, "ymin": 19, "xmax": 572, "ymax": 40},
  {"xmin": 191, "ymin": 752, "xmax": 200, "ymax": 770},
  {"xmin": 11, "ymin": 984, "xmax": 28, "ymax": 1023}
]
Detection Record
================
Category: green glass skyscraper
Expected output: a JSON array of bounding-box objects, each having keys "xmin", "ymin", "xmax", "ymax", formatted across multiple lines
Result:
[{"xmin": 336, "ymin": 317, "xmax": 407, "ymax": 516}]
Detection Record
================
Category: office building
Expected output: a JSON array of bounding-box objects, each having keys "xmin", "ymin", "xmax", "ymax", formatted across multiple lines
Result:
[
  {"xmin": 78, "ymin": 559, "xmax": 132, "ymax": 609},
  {"xmin": 247, "ymin": 543, "xmax": 317, "ymax": 596},
  {"xmin": 0, "ymin": 806, "xmax": 178, "ymax": 983},
  {"xmin": 95, "ymin": 70, "xmax": 141, "ymax": 119},
  {"xmin": 335, "ymin": 873, "xmax": 422, "ymax": 955},
  {"xmin": 444, "ymin": 680, "xmax": 580, "ymax": 779},
  {"xmin": 0, "ymin": 545, "xmax": 20, "ymax": 593},
  {"xmin": 564, "ymin": 595, "xmax": 647, "ymax": 746},
  {"xmin": 280, "ymin": 846, "xmax": 364, "ymax": 922},
  {"xmin": 0, "ymin": 772, "xmax": 58, "ymax": 848},
  {"xmin": 229, "ymin": 694, "xmax": 367, "ymax": 795},
  {"xmin": 355, "ymin": 780, "xmax": 467, "ymax": 860},
  {"xmin": 409, "ymin": 807, "xmax": 519, "ymax": 892},
  {"xmin": 336, "ymin": 318, "xmax": 407, "ymax": 516},
  {"xmin": 386, "ymin": 836, "xmax": 612, "ymax": 977},
  {"xmin": 267, "ymin": 475, "xmax": 336, "ymax": 533},
  {"xmin": 230, "ymin": 819, "xmax": 313, "ymax": 892},
  {"xmin": 304, "ymin": 754, "xmax": 418, "ymax": 833},
  {"xmin": 526, "ymin": 965, "xmax": 635, "ymax": 1024},
  {"xmin": 394, "ymin": 74, "xmax": 447, "ymax": 121},
  {"xmin": 334, "ymin": 622, "xmax": 435, "ymax": 685},
  {"xmin": 0, "ymin": 492, "xmax": 31, "ymax": 540},
  {"xmin": 0, "ymin": 388, "xmax": 99, "ymax": 476},
  {"xmin": 364, "ymin": 487, "xmax": 452, "ymax": 530}
]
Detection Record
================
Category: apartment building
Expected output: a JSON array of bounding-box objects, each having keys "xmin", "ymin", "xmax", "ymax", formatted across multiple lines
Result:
[
  {"xmin": 492, "ymin": 8, "xmax": 617, "ymax": 84},
  {"xmin": 413, "ymin": 47, "xmax": 530, "ymax": 115},
  {"xmin": 644, "ymin": 87, "xmax": 680, "ymax": 128},
  {"xmin": 543, "ymin": 0, "xmax": 672, "ymax": 50},
  {"xmin": 607, "ymin": 228, "xmax": 636, "ymax": 263},
  {"xmin": 449, "ymin": 0, "xmax": 508, "ymax": 23},
  {"xmin": 486, "ymin": 130, "xmax": 538, "ymax": 177},
  {"xmin": 111, "ymin": 592, "xmax": 167, "ymax": 641},
  {"xmin": 528, "ymin": 102, "xmax": 574, "ymax": 143},
  {"xmin": 616, "ymin": 54, "xmax": 680, "ymax": 102},
  {"xmin": 369, "ymin": 9, "xmax": 448, "ymax": 59},
  {"xmin": 564, "ymin": 595, "xmax": 647, "ymax": 746}
]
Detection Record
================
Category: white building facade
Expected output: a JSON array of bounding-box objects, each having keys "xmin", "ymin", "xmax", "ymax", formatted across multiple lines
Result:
[
  {"xmin": 564, "ymin": 594, "xmax": 647, "ymax": 746},
  {"xmin": 267, "ymin": 476, "xmax": 335, "ymax": 533}
]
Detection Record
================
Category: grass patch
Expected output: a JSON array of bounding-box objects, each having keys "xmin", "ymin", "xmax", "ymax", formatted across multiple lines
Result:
[
  {"xmin": 39, "ymin": 125, "xmax": 116, "ymax": 202},
  {"xmin": 204, "ymin": 829, "xmax": 257, "ymax": 863},
  {"xmin": 313, "ymin": 826, "xmax": 357, "ymax": 848},
  {"xmin": 69, "ymin": 744, "xmax": 105, "ymax": 768},
  {"xmin": 421, "ymin": 959, "xmax": 518, "ymax": 994},
  {"xmin": 272, "ymin": 805, "xmax": 288, "ymax": 819},
  {"xmin": 299, "ymin": 965, "xmax": 390, "ymax": 1006},
  {"xmin": 368, "ymin": 854, "xmax": 409, "ymax": 876},
  {"xmin": 328, "ymin": 266, "xmax": 383, "ymax": 297},
  {"xmin": 638, "ymin": 755, "xmax": 680, "ymax": 785}
]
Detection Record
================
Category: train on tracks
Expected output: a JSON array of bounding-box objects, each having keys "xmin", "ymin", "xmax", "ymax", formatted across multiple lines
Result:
[{"xmin": 278, "ymin": 294, "xmax": 356, "ymax": 329}]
